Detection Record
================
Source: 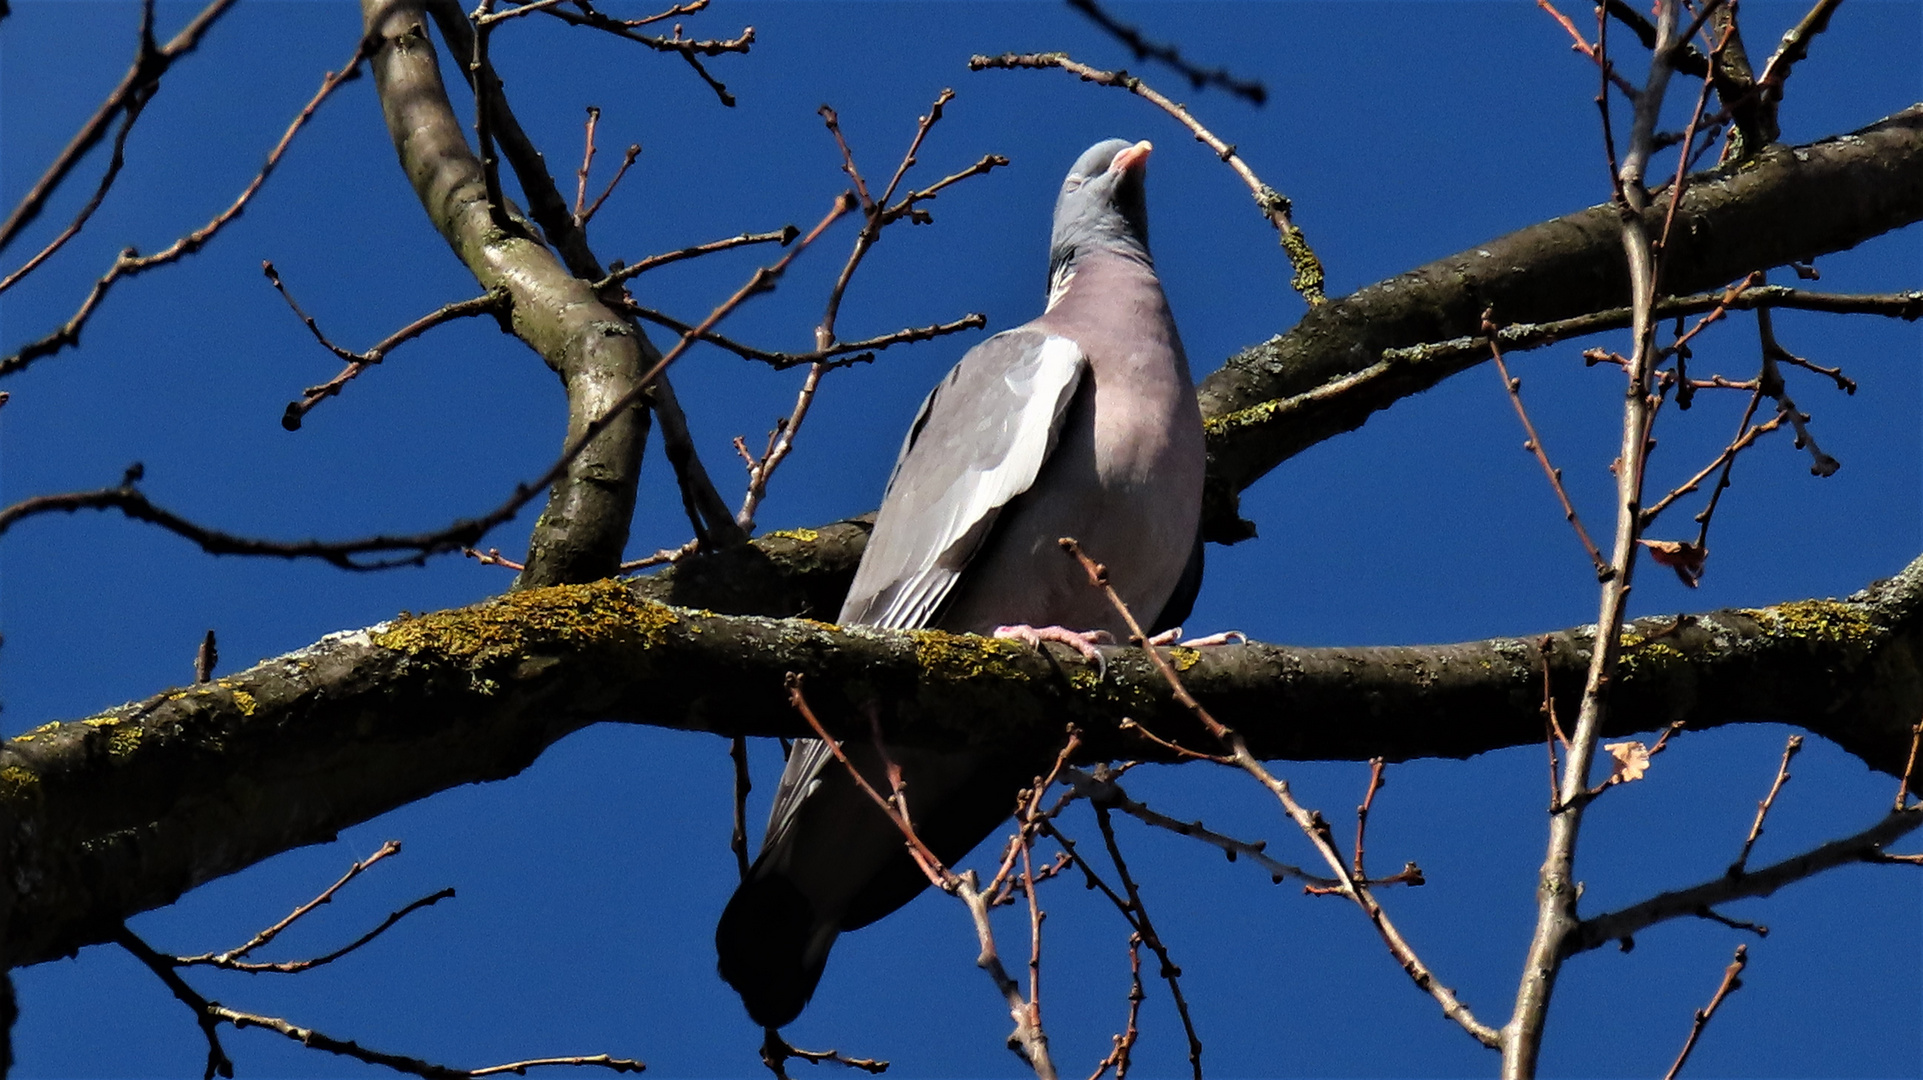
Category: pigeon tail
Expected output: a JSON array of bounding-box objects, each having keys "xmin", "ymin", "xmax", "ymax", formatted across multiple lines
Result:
[{"xmin": 715, "ymin": 867, "xmax": 837, "ymax": 1030}]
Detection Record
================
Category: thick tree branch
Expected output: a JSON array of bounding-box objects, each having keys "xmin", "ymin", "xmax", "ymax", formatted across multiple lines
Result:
[
  {"xmin": 425, "ymin": 0, "xmax": 746, "ymax": 558},
  {"xmin": 1195, "ymin": 105, "xmax": 1923, "ymax": 540},
  {"xmin": 364, "ymin": 0, "xmax": 650, "ymax": 585},
  {"xmin": 5, "ymin": 552, "xmax": 1918, "ymax": 969}
]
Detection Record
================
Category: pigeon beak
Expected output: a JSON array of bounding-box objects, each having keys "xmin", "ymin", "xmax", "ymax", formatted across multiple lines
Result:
[{"xmin": 1109, "ymin": 140, "xmax": 1153, "ymax": 176}]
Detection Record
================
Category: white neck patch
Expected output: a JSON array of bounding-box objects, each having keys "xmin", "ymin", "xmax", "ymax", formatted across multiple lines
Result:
[{"xmin": 1045, "ymin": 265, "xmax": 1076, "ymax": 313}]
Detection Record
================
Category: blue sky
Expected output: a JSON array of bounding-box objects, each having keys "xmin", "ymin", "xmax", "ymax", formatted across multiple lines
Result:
[{"xmin": 2, "ymin": 1, "xmax": 1919, "ymax": 1076}]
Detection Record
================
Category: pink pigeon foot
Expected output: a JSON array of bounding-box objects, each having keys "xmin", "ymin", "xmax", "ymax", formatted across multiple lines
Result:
[{"xmin": 994, "ymin": 624, "xmax": 1114, "ymax": 666}]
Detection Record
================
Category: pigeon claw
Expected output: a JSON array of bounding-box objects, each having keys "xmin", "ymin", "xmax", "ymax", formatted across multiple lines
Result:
[
  {"xmin": 1146, "ymin": 628, "xmax": 1248, "ymax": 647},
  {"xmin": 1179, "ymin": 630, "xmax": 1249, "ymax": 648},
  {"xmin": 994, "ymin": 624, "xmax": 1114, "ymax": 677}
]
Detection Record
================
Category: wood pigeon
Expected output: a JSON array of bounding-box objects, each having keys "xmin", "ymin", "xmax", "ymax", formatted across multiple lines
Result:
[{"xmin": 716, "ymin": 138, "xmax": 1206, "ymax": 1029}]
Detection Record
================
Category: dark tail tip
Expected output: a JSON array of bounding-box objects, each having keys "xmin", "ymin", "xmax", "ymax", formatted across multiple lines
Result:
[{"xmin": 716, "ymin": 872, "xmax": 829, "ymax": 1029}]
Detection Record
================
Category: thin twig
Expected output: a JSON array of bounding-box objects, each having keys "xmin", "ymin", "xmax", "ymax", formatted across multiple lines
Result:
[
  {"xmin": 1085, "ymin": 934, "xmax": 1144, "ymax": 1080},
  {"xmin": 179, "ymin": 840, "xmax": 405, "ymax": 964},
  {"xmin": 478, "ymin": 0, "xmax": 707, "ymax": 28},
  {"xmin": 184, "ymin": 889, "xmax": 456, "ymax": 974},
  {"xmin": 734, "ymin": 90, "xmax": 993, "ymax": 534},
  {"xmin": 1896, "ymin": 716, "xmax": 1923, "ymax": 811},
  {"xmin": 1662, "ymin": 945, "xmax": 1748, "ymax": 1080},
  {"xmin": 1730, "ymin": 735, "xmax": 1803, "ymax": 877},
  {"xmin": 785, "ymin": 676, "xmax": 1057, "ymax": 1079},
  {"xmin": 578, "ymin": 143, "xmax": 642, "ymax": 228},
  {"xmin": 1063, "ymin": 767, "xmax": 1327, "ymax": 885},
  {"xmin": 115, "ymin": 925, "xmax": 235, "ymax": 1080},
  {"xmin": 0, "ymin": 88, "xmax": 148, "ymax": 295},
  {"xmin": 1352, "ymin": 758, "xmax": 1386, "ymax": 878},
  {"xmin": 467, "ymin": 1, "xmax": 514, "ymax": 234},
  {"xmin": 1059, "ymin": 537, "xmax": 1494, "ymax": 1049},
  {"xmin": 595, "ymin": 227, "xmax": 799, "ymax": 291},
  {"xmin": 1573, "ymin": 805, "xmax": 1923, "ymax": 953},
  {"xmin": 1537, "ymin": 0, "xmax": 1642, "ymax": 98},
  {"xmin": 3, "ymin": 37, "xmax": 372, "ymax": 377},
  {"xmin": 519, "ymin": 0, "xmax": 751, "ymax": 106},
  {"xmin": 0, "ymin": 0, "xmax": 239, "ymax": 257},
  {"xmin": 1639, "ymin": 396, "xmax": 1786, "ymax": 526},
  {"xmin": 968, "ymin": 51, "xmax": 1324, "ymax": 306},
  {"xmin": 1065, "ymin": 0, "xmax": 1266, "ymax": 104},
  {"xmin": 1090, "ymin": 806, "xmax": 1205, "ymax": 1080},
  {"xmin": 1692, "ymin": 906, "xmax": 1767, "ymax": 937},
  {"xmin": 1, "ymin": 197, "xmax": 851, "ymax": 570},
  {"xmin": 620, "ymin": 307, "xmax": 980, "ymax": 371},
  {"xmin": 462, "ymin": 547, "xmax": 526, "ymax": 571},
  {"xmin": 573, "ymin": 106, "xmax": 600, "ymax": 220},
  {"xmin": 879, "ymin": 154, "xmax": 1011, "ymax": 226},
  {"xmin": 270, "ymin": 269, "xmax": 513, "ymax": 430},
  {"xmin": 1755, "ymin": 306, "xmax": 1840, "ymax": 476},
  {"xmin": 1484, "ymin": 309, "xmax": 1611, "ymax": 578},
  {"xmin": 1377, "ymin": 285, "xmax": 1923, "ymax": 371}
]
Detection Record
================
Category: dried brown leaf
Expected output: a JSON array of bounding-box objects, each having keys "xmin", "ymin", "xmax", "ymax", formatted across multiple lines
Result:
[
  {"xmin": 1603, "ymin": 740, "xmax": 1652, "ymax": 785},
  {"xmin": 1639, "ymin": 538, "xmax": 1707, "ymax": 587}
]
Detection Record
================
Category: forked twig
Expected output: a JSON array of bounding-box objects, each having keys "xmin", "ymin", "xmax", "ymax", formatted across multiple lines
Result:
[
  {"xmin": 0, "ymin": 0, "xmax": 239, "ymax": 257},
  {"xmin": 3, "ymin": 37, "xmax": 373, "ymax": 377},
  {"xmin": 785, "ymin": 675, "xmax": 1057, "ymax": 1079},
  {"xmin": 1058, "ymin": 537, "xmax": 1495, "ymax": 1048},
  {"xmin": 269, "ymin": 268, "xmax": 512, "ymax": 430}
]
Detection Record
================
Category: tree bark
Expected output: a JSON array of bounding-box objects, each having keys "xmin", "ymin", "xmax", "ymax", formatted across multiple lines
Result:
[
  {"xmin": 1195, "ymin": 105, "xmax": 1923, "ymax": 539},
  {"xmin": 3, "ymin": 552, "xmax": 1918, "ymax": 969},
  {"xmin": 366, "ymin": 0, "xmax": 649, "ymax": 585}
]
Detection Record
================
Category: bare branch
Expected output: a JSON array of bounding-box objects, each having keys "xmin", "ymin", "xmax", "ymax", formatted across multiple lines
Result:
[
  {"xmin": 2, "ymin": 37, "xmax": 371, "ymax": 377},
  {"xmin": 0, "ymin": 0, "xmax": 238, "ymax": 256},
  {"xmin": 270, "ymin": 270, "xmax": 513, "ymax": 431},
  {"xmin": 180, "ymin": 840, "xmax": 405, "ymax": 965},
  {"xmin": 1484, "ymin": 309, "xmax": 1612, "ymax": 578},
  {"xmin": 1573, "ymin": 806, "xmax": 1923, "ymax": 953},
  {"xmin": 1730, "ymin": 734, "xmax": 1804, "ymax": 877},
  {"xmin": 1663, "ymin": 945, "xmax": 1748, "ymax": 1080},
  {"xmin": 517, "ymin": 0, "xmax": 751, "ymax": 106},
  {"xmin": 597, "ymin": 227, "xmax": 798, "ymax": 290},
  {"xmin": 969, "ymin": 50, "xmax": 1324, "ymax": 306},
  {"xmin": 1059, "ymin": 538, "xmax": 1496, "ymax": 1049},
  {"xmin": 1065, "ymin": 0, "xmax": 1266, "ymax": 104},
  {"xmin": 0, "ymin": 89, "xmax": 146, "ymax": 295}
]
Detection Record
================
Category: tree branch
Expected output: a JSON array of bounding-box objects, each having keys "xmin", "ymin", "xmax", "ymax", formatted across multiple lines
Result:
[
  {"xmin": 1194, "ymin": 106, "xmax": 1923, "ymax": 541},
  {"xmin": 0, "ymin": 0, "xmax": 238, "ymax": 257},
  {"xmin": 6, "ymin": 551, "xmax": 1919, "ymax": 969},
  {"xmin": 364, "ymin": 0, "xmax": 657, "ymax": 585}
]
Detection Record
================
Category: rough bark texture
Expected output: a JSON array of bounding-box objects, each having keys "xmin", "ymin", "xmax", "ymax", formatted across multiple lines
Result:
[
  {"xmin": 4, "ymin": 554, "xmax": 1918, "ymax": 969},
  {"xmin": 366, "ymin": 0, "xmax": 649, "ymax": 585}
]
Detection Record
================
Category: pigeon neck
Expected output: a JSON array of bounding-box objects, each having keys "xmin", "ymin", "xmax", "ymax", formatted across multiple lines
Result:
[{"xmin": 1045, "ymin": 245, "xmax": 1153, "ymax": 314}]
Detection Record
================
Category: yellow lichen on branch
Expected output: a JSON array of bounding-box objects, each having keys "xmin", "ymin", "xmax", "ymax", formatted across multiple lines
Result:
[{"xmin": 371, "ymin": 579, "xmax": 679, "ymax": 662}]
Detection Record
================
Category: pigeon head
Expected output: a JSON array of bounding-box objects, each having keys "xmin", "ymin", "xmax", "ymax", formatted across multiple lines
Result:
[{"xmin": 1047, "ymin": 138, "xmax": 1152, "ymax": 305}]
